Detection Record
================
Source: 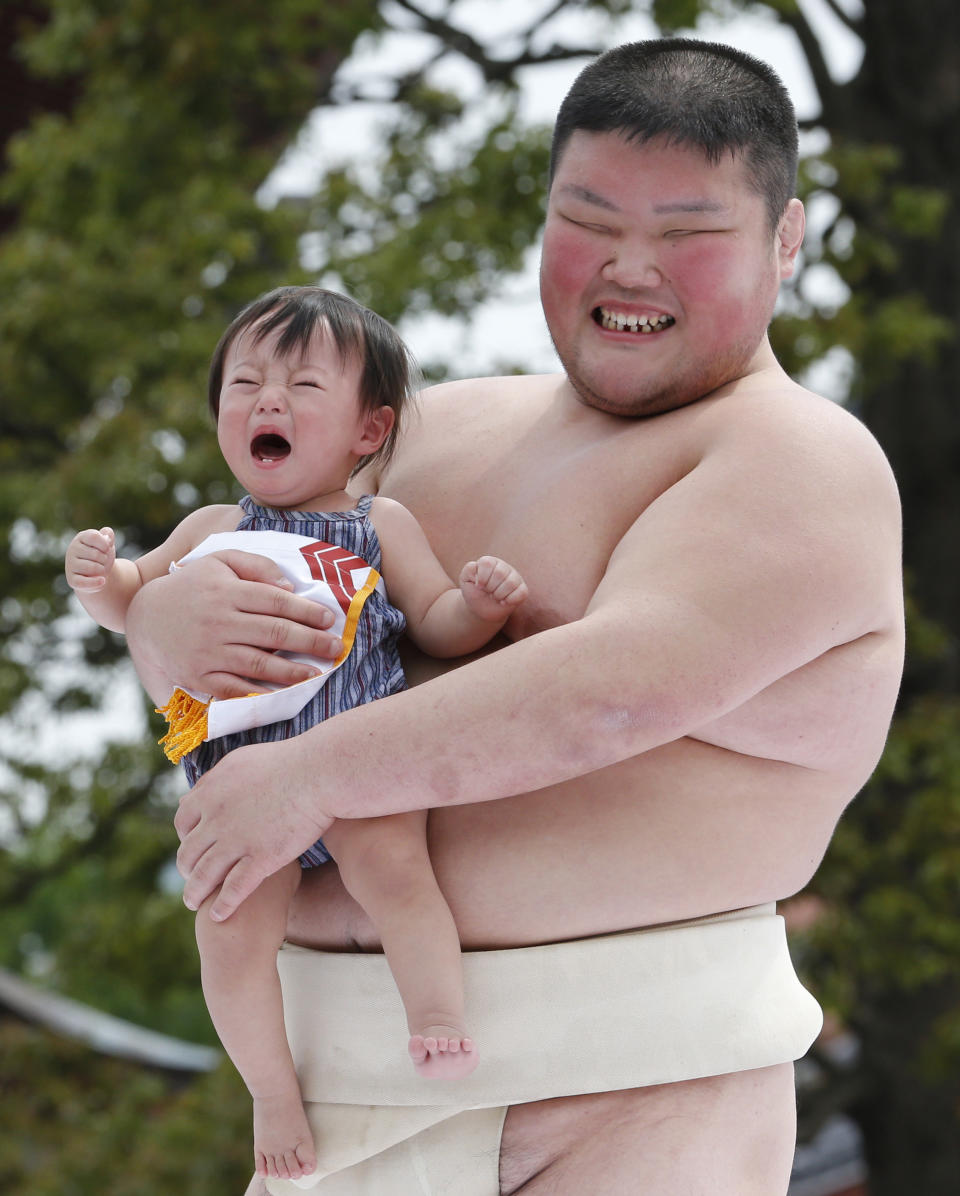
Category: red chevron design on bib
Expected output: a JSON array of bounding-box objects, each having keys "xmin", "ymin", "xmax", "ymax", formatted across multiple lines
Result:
[{"xmin": 299, "ymin": 541, "xmax": 373, "ymax": 617}]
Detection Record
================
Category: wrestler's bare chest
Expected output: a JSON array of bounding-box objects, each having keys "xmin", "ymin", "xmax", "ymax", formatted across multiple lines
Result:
[
  {"xmin": 380, "ymin": 376, "xmax": 900, "ymax": 779},
  {"xmin": 382, "ymin": 376, "xmax": 691, "ymax": 633}
]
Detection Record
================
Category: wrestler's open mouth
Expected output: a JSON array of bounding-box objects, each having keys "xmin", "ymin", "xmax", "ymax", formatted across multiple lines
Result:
[
  {"xmin": 593, "ymin": 307, "xmax": 676, "ymax": 334},
  {"xmin": 251, "ymin": 433, "xmax": 291, "ymax": 463}
]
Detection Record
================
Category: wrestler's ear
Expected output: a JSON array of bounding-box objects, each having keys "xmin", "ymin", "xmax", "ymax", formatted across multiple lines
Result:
[
  {"xmin": 777, "ymin": 199, "xmax": 805, "ymax": 280},
  {"xmin": 354, "ymin": 405, "xmax": 395, "ymax": 455}
]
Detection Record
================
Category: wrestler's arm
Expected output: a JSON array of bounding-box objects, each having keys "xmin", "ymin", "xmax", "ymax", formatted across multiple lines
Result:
[{"xmin": 175, "ymin": 400, "xmax": 901, "ymax": 918}]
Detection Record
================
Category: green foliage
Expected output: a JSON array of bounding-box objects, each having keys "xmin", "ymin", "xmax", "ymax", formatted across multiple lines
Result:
[
  {"xmin": 802, "ymin": 693, "xmax": 960, "ymax": 1190},
  {"xmin": 795, "ymin": 580, "xmax": 960, "ymax": 1188},
  {"xmin": 811, "ymin": 698, "xmax": 960, "ymax": 1017},
  {"xmin": 310, "ymin": 98, "xmax": 551, "ymax": 324},
  {"xmin": 0, "ymin": 1022, "xmax": 250, "ymax": 1194},
  {"xmin": 651, "ymin": 0, "xmax": 713, "ymax": 31},
  {"xmin": 0, "ymin": 0, "xmax": 375, "ymax": 1179}
]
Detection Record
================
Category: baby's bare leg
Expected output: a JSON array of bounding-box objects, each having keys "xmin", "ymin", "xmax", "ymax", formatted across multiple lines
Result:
[
  {"xmin": 324, "ymin": 810, "xmax": 478, "ymax": 1078},
  {"xmin": 195, "ymin": 860, "xmax": 316, "ymax": 1182}
]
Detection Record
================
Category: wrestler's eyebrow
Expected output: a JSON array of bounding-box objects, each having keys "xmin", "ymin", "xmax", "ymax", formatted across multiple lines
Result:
[
  {"xmin": 652, "ymin": 200, "xmax": 730, "ymax": 214},
  {"xmin": 557, "ymin": 187, "xmax": 731, "ymax": 216},
  {"xmin": 556, "ymin": 183, "xmax": 621, "ymax": 212}
]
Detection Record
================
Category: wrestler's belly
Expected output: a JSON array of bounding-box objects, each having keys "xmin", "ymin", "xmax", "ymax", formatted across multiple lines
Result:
[{"xmin": 287, "ymin": 736, "xmax": 849, "ymax": 952}]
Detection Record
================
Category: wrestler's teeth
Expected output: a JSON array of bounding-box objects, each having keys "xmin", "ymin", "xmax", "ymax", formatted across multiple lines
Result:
[{"xmin": 596, "ymin": 308, "xmax": 676, "ymax": 333}]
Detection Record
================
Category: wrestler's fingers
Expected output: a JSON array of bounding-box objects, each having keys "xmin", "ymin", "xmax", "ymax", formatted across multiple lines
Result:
[
  {"xmin": 179, "ymin": 842, "xmax": 236, "ymax": 913},
  {"xmin": 206, "ymin": 547, "xmax": 298, "ymax": 588},
  {"xmin": 173, "ymin": 790, "xmax": 201, "ymax": 842},
  {"xmin": 175, "ymin": 826, "xmax": 214, "ymax": 889},
  {"xmin": 199, "ymin": 634, "xmax": 342, "ymax": 697},
  {"xmin": 223, "ymin": 582, "xmax": 342, "ymax": 669},
  {"xmin": 173, "ymin": 804, "xmax": 224, "ymax": 906},
  {"xmin": 227, "ymin": 575, "xmax": 336, "ymax": 630},
  {"xmin": 203, "ymin": 658, "xmax": 324, "ymax": 700},
  {"xmin": 209, "ymin": 856, "xmax": 264, "ymax": 922}
]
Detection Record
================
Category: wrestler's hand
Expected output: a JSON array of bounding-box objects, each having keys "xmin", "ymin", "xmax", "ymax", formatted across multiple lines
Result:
[
  {"xmin": 174, "ymin": 737, "xmax": 335, "ymax": 920},
  {"xmin": 126, "ymin": 550, "xmax": 343, "ymax": 701},
  {"xmin": 459, "ymin": 556, "xmax": 528, "ymax": 622},
  {"xmin": 66, "ymin": 527, "xmax": 116, "ymax": 592}
]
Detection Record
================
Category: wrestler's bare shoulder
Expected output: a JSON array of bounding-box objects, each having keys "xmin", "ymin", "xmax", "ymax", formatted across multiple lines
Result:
[
  {"xmin": 414, "ymin": 370, "xmax": 897, "ymax": 493},
  {"xmin": 411, "ymin": 373, "xmax": 567, "ymax": 440},
  {"xmin": 699, "ymin": 378, "xmax": 903, "ymax": 619},
  {"xmin": 697, "ymin": 373, "xmax": 896, "ymax": 477},
  {"xmin": 422, "ymin": 371, "xmax": 566, "ymax": 405},
  {"xmin": 682, "ymin": 377, "xmax": 904, "ymax": 777}
]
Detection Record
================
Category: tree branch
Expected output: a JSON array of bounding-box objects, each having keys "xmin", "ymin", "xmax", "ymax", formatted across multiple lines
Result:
[
  {"xmin": 776, "ymin": 1, "xmax": 844, "ymax": 117},
  {"xmin": 389, "ymin": 0, "xmax": 503, "ymax": 78},
  {"xmin": 0, "ymin": 415, "xmax": 67, "ymax": 455},
  {"xmin": 386, "ymin": 0, "xmax": 596, "ymax": 85},
  {"xmin": 817, "ymin": 0, "xmax": 861, "ymax": 36}
]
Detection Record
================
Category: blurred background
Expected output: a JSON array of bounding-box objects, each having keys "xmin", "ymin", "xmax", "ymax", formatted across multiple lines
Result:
[{"xmin": 0, "ymin": 2, "xmax": 957, "ymax": 1192}]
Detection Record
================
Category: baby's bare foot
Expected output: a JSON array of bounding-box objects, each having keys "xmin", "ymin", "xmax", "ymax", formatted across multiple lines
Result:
[
  {"xmin": 253, "ymin": 1091, "xmax": 317, "ymax": 1181},
  {"xmin": 409, "ymin": 1025, "xmax": 479, "ymax": 1079}
]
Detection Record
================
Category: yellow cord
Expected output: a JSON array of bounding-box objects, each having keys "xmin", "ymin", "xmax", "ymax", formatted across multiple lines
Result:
[{"xmin": 156, "ymin": 688, "xmax": 210, "ymax": 763}]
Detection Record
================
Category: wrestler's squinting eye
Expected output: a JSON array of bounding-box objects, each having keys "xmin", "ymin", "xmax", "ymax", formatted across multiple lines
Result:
[{"xmin": 251, "ymin": 433, "xmax": 291, "ymax": 461}]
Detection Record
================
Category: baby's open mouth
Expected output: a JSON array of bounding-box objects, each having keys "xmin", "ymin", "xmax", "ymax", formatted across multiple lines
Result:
[
  {"xmin": 251, "ymin": 433, "xmax": 291, "ymax": 462},
  {"xmin": 593, "ymin": 307, "xmax": 676, "ymax": 334}
]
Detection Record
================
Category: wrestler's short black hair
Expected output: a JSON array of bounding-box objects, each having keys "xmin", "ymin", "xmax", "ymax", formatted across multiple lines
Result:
[
  {"xmin": 208, "ymin": 286, "xmax": 418, "ymax": 474},
  {"xmin": 549, "ymin": 38, "xmax": 799, "ymax": 231}
]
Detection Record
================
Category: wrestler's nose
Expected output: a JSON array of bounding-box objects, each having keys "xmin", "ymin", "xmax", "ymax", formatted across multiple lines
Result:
[{"xmin": 601, "ymin": 240, "xmax": 664, "ymax": 289}]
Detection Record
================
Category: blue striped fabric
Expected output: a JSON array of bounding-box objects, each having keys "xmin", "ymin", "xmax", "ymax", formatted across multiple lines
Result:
[{"xmin": 181, "ymin": 494, "xmax": 407, "ymax": 866}]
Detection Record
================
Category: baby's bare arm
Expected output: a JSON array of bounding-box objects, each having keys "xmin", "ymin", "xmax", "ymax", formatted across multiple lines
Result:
[
  {"xmin": 66, "ymin": 506, "xmax": 241, "ymax": 636},
  {"xmin": 65, "ymin": 527, "xmax": 144, "ymax": 633},
  {"xmin": 417, "ymin": 556, "xmax": 526, "ymax": 657},
  {"xmin": 370, "ymin": 499, "xmax": 526, "ymax": 657}
]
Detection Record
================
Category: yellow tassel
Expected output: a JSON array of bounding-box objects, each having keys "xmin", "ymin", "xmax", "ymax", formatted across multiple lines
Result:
[{"xmin": 156, "ymin": 688, "xmax": 210, "ymax": 763}]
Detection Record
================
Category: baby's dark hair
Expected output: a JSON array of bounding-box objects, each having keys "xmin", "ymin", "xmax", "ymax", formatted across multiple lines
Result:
[
  {"xmin": 208, "ymin": 286, "xmax": 418, "ymax": 474},
  {"xmin": 550, "ymin": 39, "xmax": 798, "ymax": 231}
]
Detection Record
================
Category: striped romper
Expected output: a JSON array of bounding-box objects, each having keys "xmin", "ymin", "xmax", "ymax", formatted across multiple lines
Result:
[{"xmin": 181, "ymin": 493, "xmax": 407, "ymax": 866}]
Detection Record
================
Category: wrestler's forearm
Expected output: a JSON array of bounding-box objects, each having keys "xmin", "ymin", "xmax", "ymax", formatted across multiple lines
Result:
[{"xmin": 308, "ymin": 614, "xmax": 696, "ymax": 821}]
